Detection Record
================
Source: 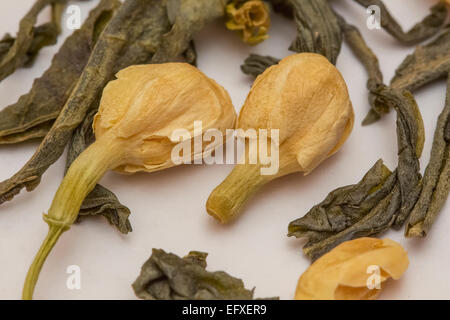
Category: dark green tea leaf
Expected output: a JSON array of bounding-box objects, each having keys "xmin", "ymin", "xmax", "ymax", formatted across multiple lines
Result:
[
  {"xmin": 241, "ymin": 54, "xmax": 280, "ymax": 77},
  {"xmin": 407, "ymin": 76, "xmax": 450, "ymax": 237},
  {"xmin": 353, "ymin": 0, "xmax": 447, "ymax": 45},
  {"xmin": 391, "ymin": 25, "xmax": 450, "ymax": 92},
  {"xmin": 0, "ymin": 0, "xmax": 120, "ymax": 145},
  {"xmin": 68, "ymin": 110, "xmax": 131, "ymax": 234},
  {"xmin": 289, "ymin": 87, "xmax": 424, "ymax": 260},
  {"xmin": 132, "ymin": 249, "xmax": 255, "ymax": 300},
  {"xmin": 0, "ymin": 0, "xmax": 70, "ymax": 82}
]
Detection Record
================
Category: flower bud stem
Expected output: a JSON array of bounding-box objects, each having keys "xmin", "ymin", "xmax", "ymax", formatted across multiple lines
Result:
[{"xmin": 22, "ymin": 134, "xmax": 125, "ymax": 300}]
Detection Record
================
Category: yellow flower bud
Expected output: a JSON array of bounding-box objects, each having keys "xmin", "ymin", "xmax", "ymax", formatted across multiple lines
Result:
[
  {"xmin": 295, "ymin": 238, "xmax": 409, "ymax": 300},
  {"xmin": 207, "ymin": 53, "xmax": 354, "ymax": 223}
]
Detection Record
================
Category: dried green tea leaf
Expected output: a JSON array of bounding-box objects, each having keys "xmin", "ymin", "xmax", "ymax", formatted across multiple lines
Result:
[
  {"xmin": 336, "ymin": 14, "xmax": 386, "ymax": 126},
  {"xmin": 0, "ymin": 0, "xmax": 120, "ymax": 145},
  {"xmin": 68, "ymin": 110, "xmax": 131, "ymax": 234},
  {"xmin": 241, "ymin": 54, "xmax": 280, "ymax": 77},
  {"xmin": 289, "ymin": 87, "xmax": 424, "ymax": 260},
  {"xmin": 288, "ymin": 160, "xmax": 394, "ymax": 245},
  {"xmin": 391, "ymin": 25, "xmax": 450, "ymax": 92},
  {"xmin": 0, "ymin": 0, "xmax": 230, "ymax": 205},
  {"xmin": 132, "ymin": 249, "xmax": 255, "ymax": 300},
  {"xmin": 353, "ymin": 0, "xmax": 447, "ymax": 45},
  {"xmin": 407, "ymin": 76, "xmax": 450, "ymax": 237},
  {"xmin": 152, "ymin": 0, "xmax": 227, "ymax": 63},
  {"xmin": 269, "ymin": 0, "xmax": 294, "ymax": 19},
  {"xmin": 289, "ymin": 0, "xmax": 343, "ymax": 65},
  {"xmin": 0, "ymin": 0, "xmax": 69, "ymax": 82}
]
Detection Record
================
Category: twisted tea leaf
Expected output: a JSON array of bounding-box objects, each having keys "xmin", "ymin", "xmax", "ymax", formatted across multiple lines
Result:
[
  {"xmin": 68, "ymin": 110, "xmax": 131, "ymax": 234},
  {"xmin": 391, "ymin": 25, "xmax": 450, "ymax": 92},
  {"xmin": 132, "ymin": 249, "xmax": 255, "ymax": 300},
  {"xmin": 269, "ymin": 0, "xmax": 294, "ymax": 19},
  {"xmin": 353, "ymin": 0, "xmax": 447, "ymax": 45},
  {"xmin": 0, "ymin": 0, "xmax": 120, "ymax": 145},
  {"xmin": 407, "ymin": 76, "xmax": 450, "ymax": 237},
  {"xmin": 289, "ymin": 0, "xmax": 343, "ymax": 65},
  {"xmin": 241, "ymin": 54, "xmax": 280, "ymax": 77},
  {"xmin": 289, "ymin": 87, "xmax": 424, "ymax": 260},
  {"xmin": 0, "ymin": 0, "xmax": 71, "ymax": 82}
]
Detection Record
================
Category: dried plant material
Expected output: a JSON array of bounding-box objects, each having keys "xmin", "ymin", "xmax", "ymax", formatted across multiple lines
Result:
[
  {"xmin": 133, "ymin": 249, "xmax": 255, "ymax": 300},
  {"xmin": 289, "ymin": 0, "xmax": 342, "ymax": 65},
  {"xmin": 152, "ymin": 0, "xmax": 227, "ymax": 63},
  {"xmin": 391, "ymin": 25, "xmax": 450, "ymax": 92},
  {"xmin": 22, "ymin": 63, "xmax": 236, "ymax": 300},
  {"xmin": 0, "ymin": 0, "xmax": 69, "ymax": 82},
  {"xmin": 295, "ymin": 238, "xmax": 409, "ymax": 300},
  {"xmin": 289, "ymin": 87, "xmax": 424, "ymax": 260},
  {"xmin": 407, "ymin": 76, "xmax": 450, "ymax": 237},
  {"xmin": 0, "ymin": 0, "xmax": 227, "ymax": 207},
  {"xmin": 0, "ymin": 0, "xmax": 120, "ymax": 145},
  {"xmin": 241, "ymin": 54, "xmax": 280, "ymax": 77},
  {"xmin": 269, "ymin": 0, "xmax": 294, "ymax": 19},
  {"xmin": 67, "ymin": 110, "xmax": 131, "ymax": 234},
  {"xmin": 353, "ymin": 0, "xmax": 447, "ymax": 45},
  {"xmin": 225, "ymin": 0, "xmax": 270, "ymax": 45},
  {"xmin": 207, "ymin": 53, "xmax": 354, "ymax": 224}
]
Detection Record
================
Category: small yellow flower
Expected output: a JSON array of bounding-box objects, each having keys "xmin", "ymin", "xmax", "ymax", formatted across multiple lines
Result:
[{"xmin": 226, "ymin": 0, "xmax": 270, "ymax": 45}]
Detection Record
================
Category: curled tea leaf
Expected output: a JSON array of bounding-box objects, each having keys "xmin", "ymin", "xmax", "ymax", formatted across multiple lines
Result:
[
  {"xmin": 353, "ymin": 0, "xmax": 447, "ymax": 45},
  {"xmin": 289, "ymin": 87, "xmax": 424, "ymax": 260},
  {"xmin": 0, "ymin": 0, "xmax": 70, "ymax": 82},
  {"xmin": 0, "ymin": 0, "xmax": 120, "ymax": 145},
  {"xmin": 225, "ymin": 0, "xmax": 271, "ymax": 45},
  {"xmin": 241, "ymin": 54, "xmax": 280, "ymax": 77},
  {"xmin": 391, "ymin": 24, "xmax": 450, "ymax": 92},
  {"xmin": 407, "ymin": 75, "xmax": 450, "ymax": 237},
  {"xmin": 289, "ymin": 0, "xmax": 343, "ymax": 65},
  {"xmin": 133, "ymin": 249, "xmax": 256, "ymax": 300},
  {"xmin": 295, "ymin": 238, "xmax": 409, "ymax": 300}
]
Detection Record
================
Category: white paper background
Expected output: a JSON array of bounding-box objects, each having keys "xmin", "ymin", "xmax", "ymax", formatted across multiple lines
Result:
[{"xmin": 0, "ymin": 0, "xmax": 449, "ymax": 300}]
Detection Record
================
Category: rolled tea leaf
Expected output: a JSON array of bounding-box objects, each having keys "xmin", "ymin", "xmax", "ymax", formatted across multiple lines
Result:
[
  {"xmin": 0, "ymin": 0, "xmax": 120, "ymax": 145},
  {"xmin": 152, "ymin": 0, "xmax": 227, "ymax": 63},
  {"xmin": 289, "ymin": 87, "xmax": 424, "ymax": 260},
  {"xmin": 269, "ymin": 0, "xmax": 294, "ymax": 19},
  {"xmin": 391, "ymin": 24, "xmax": 450, "ymax": 92},
  {"xmin": 335, "ymin": 13, "xmax": 386, "ymax": 126},
  {"xmin": 132, "ymin": 249, "xmax": 255, "ymax": 300},
  {"xmin": 353, "ymin": 0, "xmax": 447, "ymax": 45},
  {"xmin": 67, "ymin": 110, "xmax": 132, "ymax": 234},
  {"xmin": 407, "ymin": 75, "xmax": 450, "ymax": 237},
  {"xmin": 289, "ymin": 0, "xmax": 343, "ymax": 65},
  {"xmin": 241, "ymin": 54, "xmax": 280, "ymax": 77},
  {"xmin": 0, "ymin": 0, "xmax": 69, "ymax": 82}
]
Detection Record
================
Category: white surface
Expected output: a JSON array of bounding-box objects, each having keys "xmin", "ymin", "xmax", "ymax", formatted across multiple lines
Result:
[{"xmin": 0, "ymin": 0, "xmax": 449, "ymax": 300}]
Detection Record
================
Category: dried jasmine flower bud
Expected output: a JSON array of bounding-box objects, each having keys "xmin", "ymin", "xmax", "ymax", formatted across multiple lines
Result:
[
  {"xmin": 207, "ymin": 53, "xmax": 354, "ymax": 223},
  {"xmin": 295, "ymin": 238, "xmax": 409, "ymax": 300},
  {"xmin": 22, "ymin": 63, "xmax": 237, "ymax": 300},
  {"xmin": 225, "ymin": 0, "xmax": 270, "ymax": 45}
]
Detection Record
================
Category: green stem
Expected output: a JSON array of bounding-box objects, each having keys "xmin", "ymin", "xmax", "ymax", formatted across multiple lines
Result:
[
  {"xmin": 22, "ymin": 134, "xmax": 125, "ymax": 299},
  {"xmin": 22, "ymin": 224, "xmax": 65, "ymax": 300},
  {"xmin": 206, "ymin": 163, "xmax": 276, "ymax": 223}
]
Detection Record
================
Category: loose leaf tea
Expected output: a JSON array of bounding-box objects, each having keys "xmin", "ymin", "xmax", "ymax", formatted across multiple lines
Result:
[
  {"xmin": 0, "ymin": 0, "xmax": 120, "ymax": 145},
  {"xmin": 289, "ymin": 87, "xmax": 424, "ymax": 261},
  {"xmin": 67, "ymin": 110, "xmax": 131, "ymax": 234},
  {"xmin": 133, "ymin": 249, "xmax": 255, "ymax": 300},
  {"xmin": 353, "ymin": 0, "xmax": 447, "ymax": 45},
  {"xmin": 391, "ymin": 25, "xmax": 450, "ymax": 92},
  {"xmin": 22, "ymin": 62, "xmax": 236, "ymax": 299},
  {"xmin": 241, "ymin": 54, "xmax": 280, "ymax": 77},
  {"xmin": 0, "ymin": 0, "xmax": 71, "ymax": 82},
  {"xmin": 407, "ymin": 76, "xmax": 450, "ymax": 237}
]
